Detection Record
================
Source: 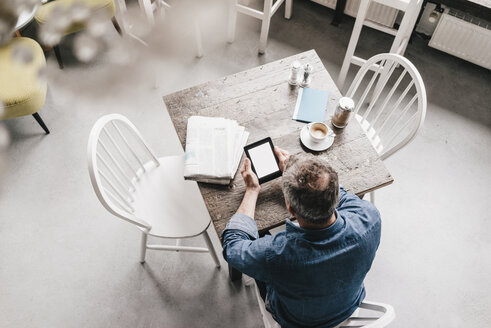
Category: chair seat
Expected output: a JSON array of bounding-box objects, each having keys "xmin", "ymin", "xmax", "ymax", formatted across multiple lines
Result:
[
  {"xmin": 131, "ymin": 155, "xmax": 211, "ymax": 239},
  {"xmin": 0, "ymin": 37, "xmax": 47, "ymax": 120},
  {"xmin": 35, "ymin": 0, "xmax": 116, "ymax": 35}
]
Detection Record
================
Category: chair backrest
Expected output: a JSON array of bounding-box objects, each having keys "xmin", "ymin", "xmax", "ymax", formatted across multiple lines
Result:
[
  {"xmin": 338, "ymin": 301, "xmax": 395, "ymax": 328},
  {"xmin": 345, "ymin": 53, "xmax": 427, "ymax": 160},
  {"xmin": 87, "ymin": 114, "xmax": 159, "ymax": 229}
]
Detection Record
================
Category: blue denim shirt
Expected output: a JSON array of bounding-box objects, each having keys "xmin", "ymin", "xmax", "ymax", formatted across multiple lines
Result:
[{"xmin": 221, "ymin": 187, "xmax": 381, "ymax": 328}]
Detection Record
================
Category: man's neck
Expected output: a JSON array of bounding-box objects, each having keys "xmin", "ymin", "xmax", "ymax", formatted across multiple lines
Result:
[{"xmin": 297, "ymin": 213, "xmax": 337, "ymax": 230}]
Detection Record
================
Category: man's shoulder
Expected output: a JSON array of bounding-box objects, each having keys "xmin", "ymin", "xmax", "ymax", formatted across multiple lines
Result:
[
  {"xmin": 337, "ymin": 200, "xmax": 381, "ymax": 241},
  {"xmin": 337, "ymin": 191, "xmax": 381, "ymax": 223}
]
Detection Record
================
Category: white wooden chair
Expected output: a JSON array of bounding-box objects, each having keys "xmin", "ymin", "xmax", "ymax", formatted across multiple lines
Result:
[
  {"xmin": 345, "ymin": 53, "xmax": 426, "ymax": 202},
  {"xmin": 87, "ymin": 114, "xmax": 221, "ymax": 266},
  {"xmin": 228, "ymin": 0, "xmax": 293, "ymax": 54},
  {"xmin": 337, "ymin": 0, "xmax": 424, "ymax": 88},
  {"xmin": 138, "ymin": 0, "xmax": 204, "ymax": 57},
  {"xmin": 249, "ymin": 282, "xmax": 395, "ymax": 328}
]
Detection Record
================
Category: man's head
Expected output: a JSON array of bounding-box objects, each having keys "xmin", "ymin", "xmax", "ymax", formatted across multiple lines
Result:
[{"xmin": 282, "ymin": 154, "xmax": 339, "ymax": 226}]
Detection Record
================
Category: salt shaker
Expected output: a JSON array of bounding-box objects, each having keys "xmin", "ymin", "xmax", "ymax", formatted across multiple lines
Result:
[
  {"xmin": 288, "ymin": 61, "xmax": 302, "ymax": 86},
  {"xmin": 332, "ymin": 97, "xmax": 355, "ymax": 128},
  {"xmin": 301, "ymin": 64, "xmax": 312, "ymax": 87}
]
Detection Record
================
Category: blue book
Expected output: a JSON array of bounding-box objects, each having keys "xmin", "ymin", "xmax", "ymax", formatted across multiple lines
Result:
[{"xmin": 292, "ymin": 87, "xmax": 329, "ymax": 123}]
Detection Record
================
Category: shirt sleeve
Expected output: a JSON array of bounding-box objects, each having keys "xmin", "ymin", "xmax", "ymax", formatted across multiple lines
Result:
[
  {"xmin": 221, "ymin": 214, "xmax": 273, "ymax": 283},
  {"xmin": 338, "ymin": 185, "xmax": 364, "ymax": 209},
  {"xmin": 337, "ymin": 186, "xmax": 381, "ymax": 227}
]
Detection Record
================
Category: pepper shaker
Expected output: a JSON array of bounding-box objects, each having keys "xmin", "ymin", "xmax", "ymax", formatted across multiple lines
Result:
[
  {"xmin": 301, "ymin": 64, "xmax": 312, "ymax": 87},
  {"xmin": 332, "ymin": 97, "xmax": 355, "ymax": 128}
]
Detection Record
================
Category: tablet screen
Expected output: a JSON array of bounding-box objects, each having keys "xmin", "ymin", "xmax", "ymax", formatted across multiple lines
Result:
[
  {"xmin": 248, "ymin": 143, "xmax": 279, "ymax": 178},
  {"xmin": 244, "ymin": 137, "xmax": 282, "ymax": 184}
]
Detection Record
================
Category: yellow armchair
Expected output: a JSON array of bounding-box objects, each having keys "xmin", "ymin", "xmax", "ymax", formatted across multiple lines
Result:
[{"xmin": 0, "ymin": 37, "xmax": 49, "ymax": 134}]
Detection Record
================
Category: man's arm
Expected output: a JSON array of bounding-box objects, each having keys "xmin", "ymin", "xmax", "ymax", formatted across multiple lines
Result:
[
  {"xmin": 236, "ymin": 159, "xmax": 260, "ymax": 218},
  {"xmin": 221, "ymin": 159, "xmax": 272, "ymax": 282},
  {"xmin": 221, "ymin": 215, "xmax": 272, "ymax": 281},
  {"xmin": 236, "ymin": 190, "xmax": 259, "ymax": 218}
]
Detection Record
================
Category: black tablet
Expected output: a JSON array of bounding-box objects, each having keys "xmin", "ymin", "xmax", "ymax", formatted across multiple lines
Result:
[{"xmin": 244, "ymin": 137, "xmax": 282, "ymax": 184}]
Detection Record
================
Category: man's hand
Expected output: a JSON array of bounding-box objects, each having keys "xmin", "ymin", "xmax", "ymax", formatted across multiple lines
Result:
[
  {"xmin": 274, "ymin": 146, "xmax": 290, "ymax": 172},
  {"xmin": 241, "ymin": 158, "xmax": 260, "ymax": 193}
]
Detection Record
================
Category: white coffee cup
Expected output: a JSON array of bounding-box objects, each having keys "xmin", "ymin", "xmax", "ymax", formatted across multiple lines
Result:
[{"xmin": 308, "ymin": 122, "xmax": 331, "ymax": 143}]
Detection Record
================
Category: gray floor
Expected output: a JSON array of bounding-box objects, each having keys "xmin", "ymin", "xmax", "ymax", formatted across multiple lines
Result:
[{"xmin": 1, "ymin": 1, "xmax": 491, "ymax": 327}]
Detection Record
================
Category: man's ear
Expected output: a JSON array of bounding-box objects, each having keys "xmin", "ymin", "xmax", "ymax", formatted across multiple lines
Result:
[{"xmin": 286, "ymin": 204, "xmax": 296, "ymax": 216}]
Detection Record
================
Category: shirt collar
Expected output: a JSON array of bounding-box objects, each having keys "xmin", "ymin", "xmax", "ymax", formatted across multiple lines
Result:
[{"xmin": 285, "ymin": 210, "xmax": 345, "ymax": 240}]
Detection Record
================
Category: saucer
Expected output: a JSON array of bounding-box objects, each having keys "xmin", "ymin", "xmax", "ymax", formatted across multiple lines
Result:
[{"xmin": 300, "ymin": 125, "xmax": 334, "ymax": 152}]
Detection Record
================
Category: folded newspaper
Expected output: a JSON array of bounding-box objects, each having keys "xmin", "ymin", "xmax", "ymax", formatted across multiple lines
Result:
[{"xmin": 184, "ymin": 116, "xmax": 249, "ymax": 185}]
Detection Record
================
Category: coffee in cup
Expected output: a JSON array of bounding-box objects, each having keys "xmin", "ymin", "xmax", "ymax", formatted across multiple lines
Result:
[{"xmin": 308, "ymin": 122, "xmax": 329, "ymax": 143}]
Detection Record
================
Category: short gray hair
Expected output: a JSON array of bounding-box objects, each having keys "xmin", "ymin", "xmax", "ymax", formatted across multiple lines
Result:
[{"xmin": 282, "ymin": 154, "xmax": 339, "ymax": 225}]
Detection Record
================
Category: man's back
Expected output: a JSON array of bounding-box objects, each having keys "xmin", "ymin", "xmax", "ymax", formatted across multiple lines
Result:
[{"xmin": 222, "ymin": 187, "xmax": 381, "ymax": 328}]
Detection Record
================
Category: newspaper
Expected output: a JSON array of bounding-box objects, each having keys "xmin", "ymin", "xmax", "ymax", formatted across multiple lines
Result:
[{"xmin": 184, "ymin": 116, "xmax": 249, "ymax": 184}]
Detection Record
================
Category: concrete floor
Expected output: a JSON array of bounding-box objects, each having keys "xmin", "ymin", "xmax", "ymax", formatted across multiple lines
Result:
[{"xmin": 1, "ymin": 1, "xmax": 490, "ymax": 327}]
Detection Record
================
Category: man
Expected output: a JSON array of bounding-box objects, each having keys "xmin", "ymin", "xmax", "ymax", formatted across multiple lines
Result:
[{"xmin": 221, "ymin": 147, "xmax": 381, "ymax": 328}]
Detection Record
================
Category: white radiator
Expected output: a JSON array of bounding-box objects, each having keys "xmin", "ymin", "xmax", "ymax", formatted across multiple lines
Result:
[
  {"xmin": 311, "ymin": 0, "xmax": 398, "ymax": 27},
  {"xmin": 429, "ymin": 9, "xmax": 491, "ymax": 70}
]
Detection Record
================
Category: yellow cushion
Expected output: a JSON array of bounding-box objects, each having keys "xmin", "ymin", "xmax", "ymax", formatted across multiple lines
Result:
[
  {"xmin": 0, "ymin": 37, "xmax": 47, "ymax": 120},
  {"xmin": 35, "ymin": 0, "xmax": 116, "ymax": 35}
]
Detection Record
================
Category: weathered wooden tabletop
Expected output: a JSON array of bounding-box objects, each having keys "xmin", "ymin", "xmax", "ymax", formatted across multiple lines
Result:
[{"xmin": 163, "ymin": 49, "xmax": 393, "ymax": 238}]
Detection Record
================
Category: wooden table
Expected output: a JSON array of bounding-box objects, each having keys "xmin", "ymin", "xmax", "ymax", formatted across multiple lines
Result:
[{"xmin": 163, "ymin": 49, "xmax": 393, "ymax": 279}]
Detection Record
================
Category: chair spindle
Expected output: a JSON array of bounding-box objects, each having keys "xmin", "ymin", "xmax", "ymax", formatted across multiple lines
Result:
[{"xmin": 98, "ymin": 139, "xmax": 135, "ymax": 191}]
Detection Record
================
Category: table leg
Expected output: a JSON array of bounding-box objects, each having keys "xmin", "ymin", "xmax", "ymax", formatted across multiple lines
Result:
[
  {"xmin": 228, "ymin": 264, "xmax": 243, "ymax": 281},
  {"xmin": 15, "ymin": 31, "xmax": 21, "ymax": 37},
  {"xmin": 331, "ymin": 0, "xmax": 347, "ymax": 26}
]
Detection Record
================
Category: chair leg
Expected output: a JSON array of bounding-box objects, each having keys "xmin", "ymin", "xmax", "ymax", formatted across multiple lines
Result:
[
  {"xmin": 139, "ymin": 0, "xmax": 155, "ymax": 24},
  {"xmin": 285, "ymin": 0, "xmax": 292, "ymax": 19},
  {"xmin": 112, "ymin": 17, "xmax": 122, "ymax": 35},
  {"xmin": 175, "ymin": 238, "xmax": 181, "ymax": 252},
  {"xmin": 389, "ymin": 1, "xmax": 422, "ymax": 56},
  {"xmin": 243, "ymin": 274, "xmax": 255, "ymax": 286},
  {"xmin": 113, "ymin": 0, "xmax": 128, "ymax": 35},
  {"xmin": 397, "ymin": 8, "xmax": 421, "ymax": 57},
  {"xmin": 253, "ymin": 281, "xmax": 277, "ymax": 328},
  {"xmin": 32, "ymin": 112, "xmax": 50, "ymax": 134},
  {"xmin": 53, "ymin": 45, "xmax": 63, "ymax": 69},
  {"xmin": 140, "ymin": 232, "xmax": 148, "ymax": 263},
  {"xmin": 227, "ymin": 0, "xmax": 238, "ymax": 43},
  {"xmin": 194, "ymin": 21, "xmax": 203, "ymax": 58},
  {"xmin": 202, "ymin": 230, "xmax": 221, "ymax": 268},
  {"xmin": 258, "ymin": 0, "xmax": 273, "ymax": 54},
  {"xmin": 337, "ymin": 0, "xmax": 370, "ymax": 89}
]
